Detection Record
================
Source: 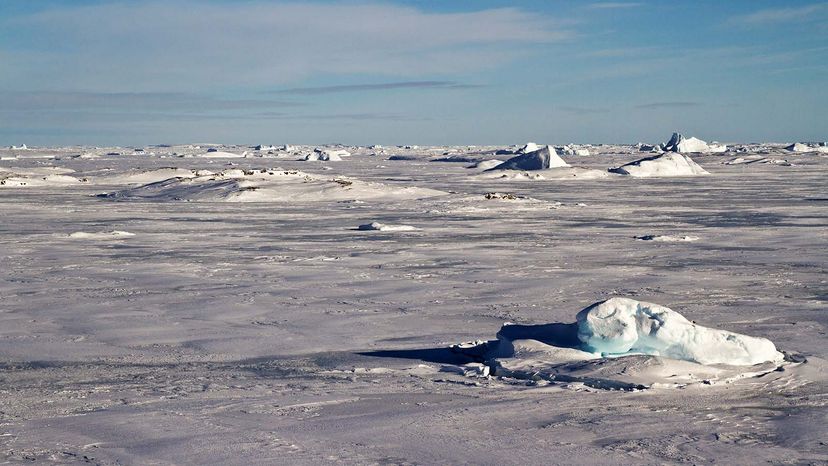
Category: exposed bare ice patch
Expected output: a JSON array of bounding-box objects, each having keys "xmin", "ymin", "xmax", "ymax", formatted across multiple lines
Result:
[{"xmin": 68, "ymin": 231, "xmax": 135, "ymax": 240}]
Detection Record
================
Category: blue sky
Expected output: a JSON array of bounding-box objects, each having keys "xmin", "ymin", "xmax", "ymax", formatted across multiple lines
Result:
[{"xmin": 1, "ymin": 0, "xmax": 826, "ymax": 146}]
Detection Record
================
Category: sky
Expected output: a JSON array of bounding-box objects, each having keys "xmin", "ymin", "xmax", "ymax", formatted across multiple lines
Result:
[{"xmin": 1, "ymin": 0, "xmax": 826, "ymax": 146}]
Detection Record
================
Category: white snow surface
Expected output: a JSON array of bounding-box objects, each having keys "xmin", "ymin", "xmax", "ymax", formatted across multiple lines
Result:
[
  {"xmin": 576, "ymin": 297, "xmax": 783, "ymax": 365},
  {"xmin": 610, "ymin": 152, "xmax": 709, "ymax": 177},
  {"xmin": 198, "ymin": 150, "xmax": 246, "ymax": 158},
  {"xmin": 0, "ymin": 143, "xmax": 825, "ymax": 465}
]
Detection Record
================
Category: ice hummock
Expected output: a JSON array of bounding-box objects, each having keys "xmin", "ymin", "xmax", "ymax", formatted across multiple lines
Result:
[
  {"xmin": 451, "ymin": 297, "xmax": 789, "ymax": 389},
  {"xmin": 609, "ymin": 152, "xmax": 709, "ymax": 177},
  {"xmin": 663, "ymin": 132, "xmax": 726, "ymax": 153},
  {"xmin": 488, "ymin": 145, "xmax": 569, "ymax": 171},
  {"xmin": 576, "ymin": 297, "xmax": 783, "ymax": 366}
]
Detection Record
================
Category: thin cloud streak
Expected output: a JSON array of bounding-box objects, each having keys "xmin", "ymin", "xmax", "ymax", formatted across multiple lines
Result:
[
  {"xmin": 1, "ymin": 2, "xmax": 569, "ymax": 92},
  {"xmin": 586, "ymin": 2, "xmax": 644, "ymax": 10},
  {"xmin": 0, "ymin": 91, "xmax": 303, "ymax": 111},
  {"xmin": 734, "ymin": 3, "xmax": 827, "ymax": 25},
  {"xmin": 274, "ymin": 81, "xmax": 483, "ymax": 95},
  {"xmin": 635, "ymin": 102, "xmax": 700, "ymax": 109}
]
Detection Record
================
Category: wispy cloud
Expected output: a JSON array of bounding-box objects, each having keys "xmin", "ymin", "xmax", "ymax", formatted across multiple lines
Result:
[
  {"xmin": 559, "ymin": 105, "xmax": 610, "ymax": 114},
  {"xmin": 1, "ymin": 2, "xmax": 569, "ymax": 92},
  {"xmin": 635, "ymin": 102, "xmax": 700, "ymax": 109},
  {"xmin": 256, "ymin": 112, "xmax": 430, "ymax": 122},
  {"xmin": 274, "ymin": 81, "xmax": 482, "ymax": 95},
  {"xmin": 585, "ymin": 2, "xmax": 643, "ymax": 10},
  {"xmin": 734, "ymin": 3, "xmax": 828, "ymax": 25},
  {"xmin": 0, "ymin": 91, "xmax": 302, "ymax": 111}
]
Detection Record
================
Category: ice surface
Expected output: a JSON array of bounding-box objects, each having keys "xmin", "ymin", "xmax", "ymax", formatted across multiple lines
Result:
[
  {"xmin": 576, "ymin": 297, "xmax": 783, "ymax": 365},
  {"xmin": 489, "ymin": 145, "xmax": 569, "ymax": 171},
  {"xmin": 0, "ymin": 143, "xmax": 825, "ymax": 465},
  {"xmin": 609, "ymin": 152, "xmax": 709, "ymax": 177}
]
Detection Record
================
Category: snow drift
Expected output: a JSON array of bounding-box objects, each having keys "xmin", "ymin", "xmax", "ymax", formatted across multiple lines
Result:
[
  {"xmin": 488, "ymin": 145, "xmax": 569, "ymax": 171},
  {"xmin": 609, "ymin": 152, "xmax": 709, "ymax": 177},
  {"xmin": 102, "ymin": 168, "xmax": 446, "ymax": 202}
]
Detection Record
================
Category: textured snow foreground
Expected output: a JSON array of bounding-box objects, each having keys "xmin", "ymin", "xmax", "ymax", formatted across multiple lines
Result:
[{"xmin": 0, "ymin": 143, "xmax": 827, "ymax": 464}]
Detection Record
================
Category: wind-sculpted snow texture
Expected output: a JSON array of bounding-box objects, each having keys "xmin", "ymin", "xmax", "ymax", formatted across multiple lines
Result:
[{"xmin": 0, "ymin": 143, "xmax": 826, "ymax": 465}]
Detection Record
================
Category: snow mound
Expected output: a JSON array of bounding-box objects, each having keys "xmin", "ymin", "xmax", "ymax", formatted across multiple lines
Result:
[
  {"xmin": 609, "ymin": 152, "xmax": 709, "ymax": 177},
  {"xmin": 449, "ymin": 298, "xmax": 792, "ymax": 389},
  {"xmin": 0, "ymin": 170, "xmax": 82, "ymax": 187},
  {"xmin": 467, "ymin": 159, "xmax": 504, "ymax": 170},
  {"xmin": 198, "ymin": 150, "xmax": 246, "ymax": 158},
  {"xmin": 69, "ymin": 230, "xmax": 135, "ymax": 240},
  {"xmin": 635, "ymin": 234, "xmax": 699, "ymax": 242},
  {"xmin": 102, "ymin": 169, "xmax": 446, "ymax": 203},
  {"xmin": 96, "ymin": 167, "xmax": 200, "ymax": 184},
  {"xmin": 357, "ymin": 222, "xmax": 417, "ymax": 232},
  {"xmin": 577, "ymin": 298, "xmax": 782, "ymax": 366},
  {"xmin": 663, "ymin": 133, "xmax": 726, "ymax": 153},
  {"xmin": 488, "ymin": 146, "xmax": 569, "ymax": 171}
]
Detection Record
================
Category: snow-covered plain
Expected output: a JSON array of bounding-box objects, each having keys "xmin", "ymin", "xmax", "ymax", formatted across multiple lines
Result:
[{"xmin": 0, "ymin": 142, "xmax": 826, "ymax": 464}]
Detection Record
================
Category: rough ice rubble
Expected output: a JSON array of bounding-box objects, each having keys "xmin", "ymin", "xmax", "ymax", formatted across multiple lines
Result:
[
  {"xmin": 787, "ymin": 142, "xmax": 828, "ymax": 153},
  {"xmin": 576, "ymin": 298, "xmax": 783, "ymax": 366},
  {"xmin": 558, "ymin": 144, "xmax": 590, "ymax": 156},
  {"xmin": 663, "ymin": 132, "xmax": 727, "ymax": 154},
  {"xmin": 488, "ymin": 145, "xmax": 569, "ymax": 171},
  {"xmin": 609, "ymin": 152, "xmax": 709, "ymax": 177},
  {"xmin": 309, "ymin": 148, "xmax": 351, "ymax": 161}
]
